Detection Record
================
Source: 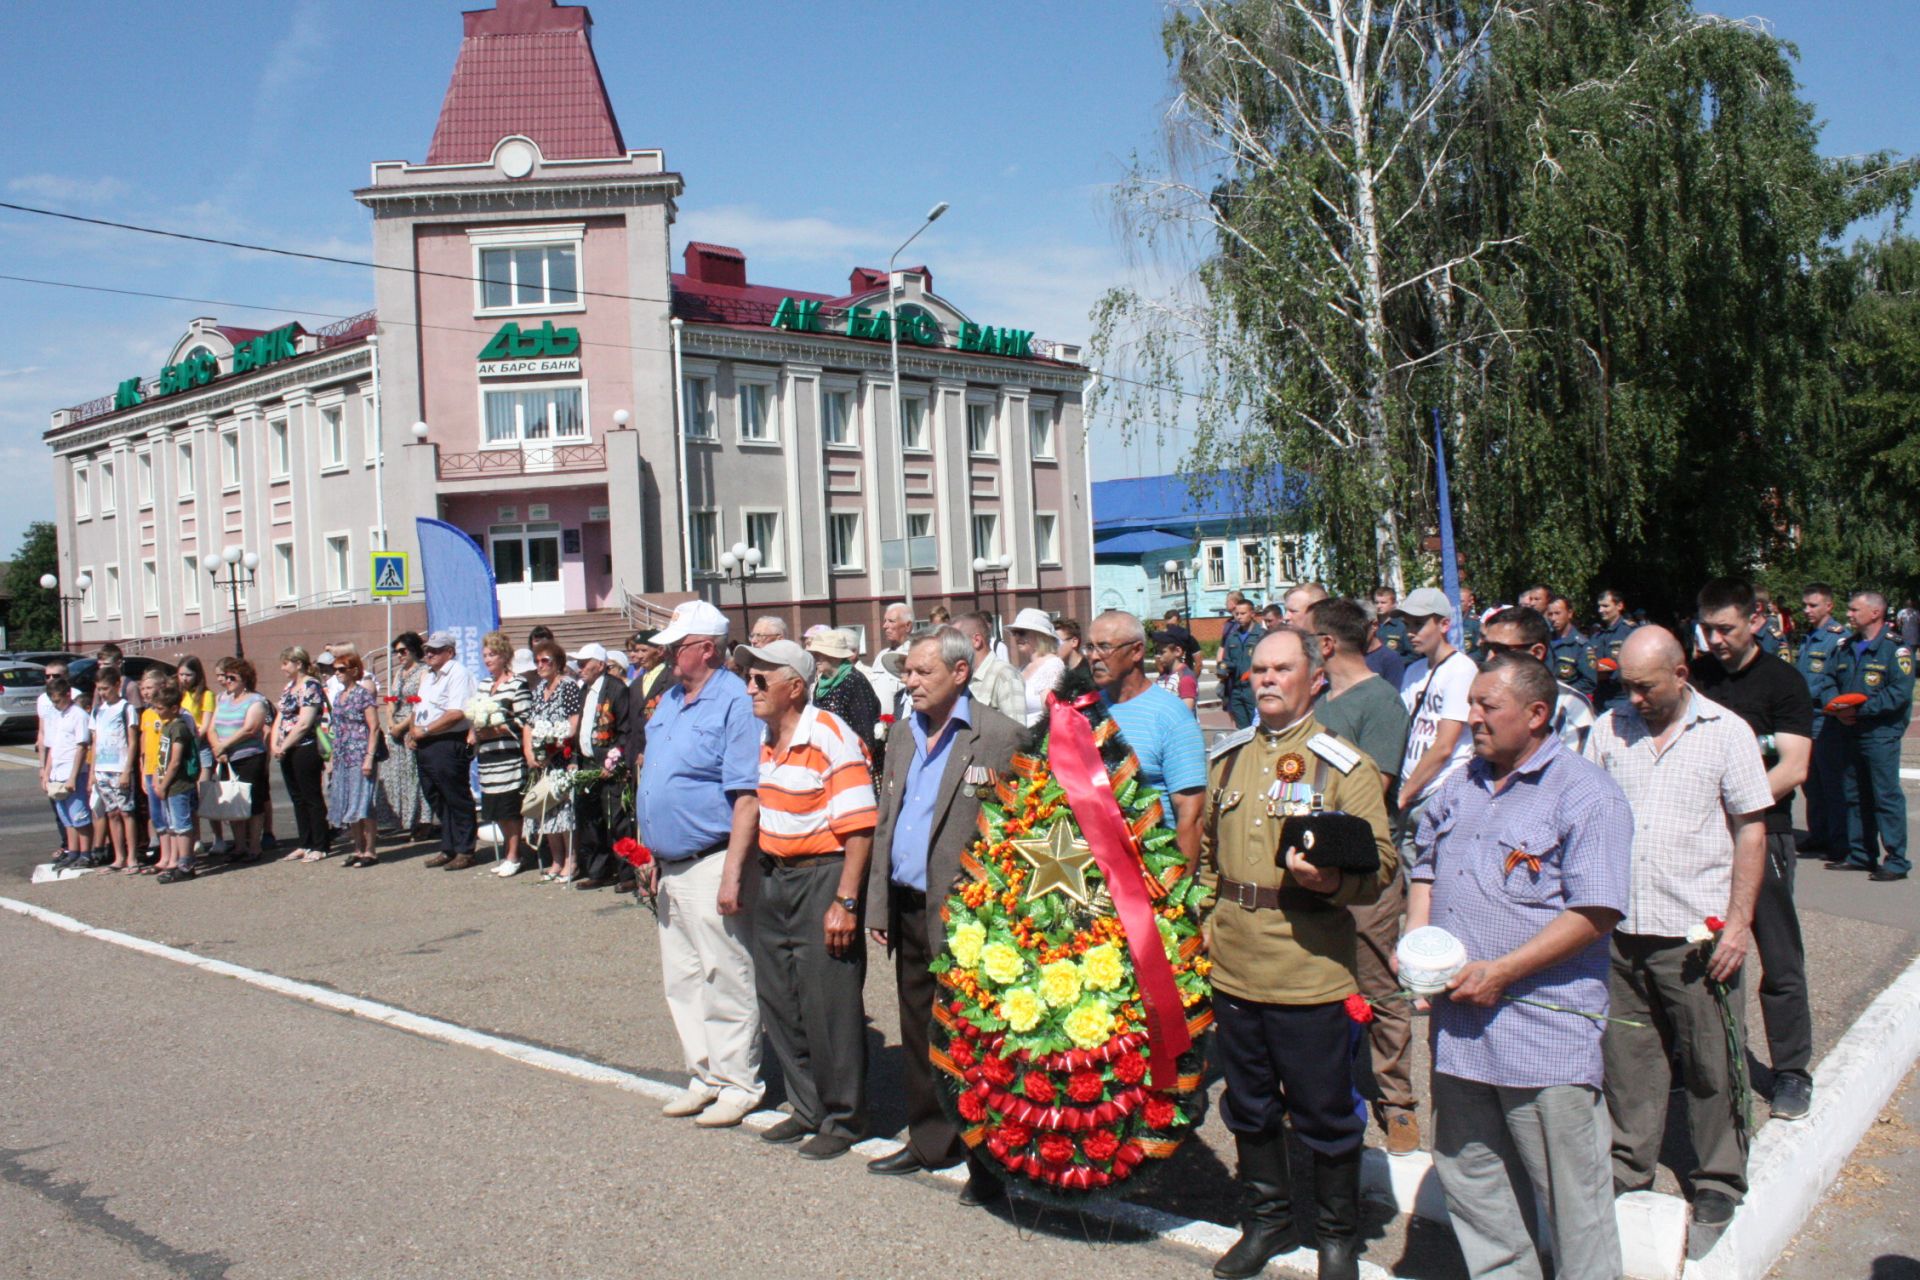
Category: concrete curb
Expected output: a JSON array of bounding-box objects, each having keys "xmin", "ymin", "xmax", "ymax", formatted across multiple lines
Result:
[{"xmin": 1684, "ymin": 947, "xmax": 1920, "ymax": 1280}]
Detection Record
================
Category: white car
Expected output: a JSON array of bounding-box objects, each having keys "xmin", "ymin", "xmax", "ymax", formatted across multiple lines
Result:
[{"xmin": 0, "ymin": 661, "xmax": 44, "ymax": 736}]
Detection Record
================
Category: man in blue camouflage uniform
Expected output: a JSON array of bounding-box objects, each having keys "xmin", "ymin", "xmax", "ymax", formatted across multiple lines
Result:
[
  {"xmin": 1218, "ymin": 594, "xmax": 1267, "ymax": 729},
  {"xmin": 1793, "ymin": 583, "xmax": 1851, "ymax": 858},
  {"xmin": 1372, "ymin": 587, "xmax": 1411, "ymax": 660},
  {"xmin": 1546, "ymin": 595, "xmax": 1596, "ymax": 699},
  {"xmin": 1585, "ymin": 589, "xmax": 1635, "ymax": 713},
  {"xmin": 1827, "ymin": 590, "xmax": 1915, "ymax": 881}
]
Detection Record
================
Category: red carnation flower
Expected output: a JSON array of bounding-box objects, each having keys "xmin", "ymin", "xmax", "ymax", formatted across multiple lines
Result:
[
  {"xmin": 999, "ymin": 1121, "xmax": 1032, "ymax": 1149},
  {"xmin": 1112, "ymin": 1051, "xmax": 1147, "ymax": 1085},
  {"xmin": 1344, "ymin": 992, "xmax": 1375, "ymax": 1024},
  {"xmin": 612, "ymin": 837, "xmax": 652, "ymax": 870},
  {"xmin": 1706, "ymin": 915, "xmax": 1725, "ymax": 933},
  {"xmin": 958, "ymin": 1091, "xmax": 988, "ymax": 1123},
  {"xmin": 1022, "ymin": 1071, "xmax": 1056, "ymax": 1104},
  {"xmin": 949, "ymin": 1039, "xmax": 976, "ymax": 1070},
  {"xmin": 979, "ymin": 1055, "xmax": 1015, "ymax": 1087},
  {"xmin": 1037, "ymin": 1133, "xmax": 1075, "ymax": 1166},
  {"xmin": 1067, "ymin": 1071, "xmax": 1104, "ymax": 1104},
  {"xmin": 986, "ymin": 1132, "xmax": 1011, "ymax": 1160},
  {"xmin": 1143, "ymin": 1095, "xmax": 1179, "ymax": 1129},
  {"xmin": 1082, "ymin": 1128, "xmax": 1121, "ymax": 1162}
]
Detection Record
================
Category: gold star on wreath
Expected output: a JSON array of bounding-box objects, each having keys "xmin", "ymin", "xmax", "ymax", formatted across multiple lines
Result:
[{"xmin": 1011, "ymin": 817, "xmax": 1098, "ymax": 906}]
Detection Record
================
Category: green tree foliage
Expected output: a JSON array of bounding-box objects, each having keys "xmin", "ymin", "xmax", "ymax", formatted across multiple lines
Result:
[{"xmin": 5, "ymin": 522, "xmax": 63, "ymax": 650}]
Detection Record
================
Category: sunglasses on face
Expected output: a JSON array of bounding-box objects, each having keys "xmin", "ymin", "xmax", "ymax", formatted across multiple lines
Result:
[
  {"xmin": 1086, "ymin": 640, "xmax": 1141, "ymax": 657},
  {"xmin": 746, "ymin": 671, "xmax": 786, "ymax": 691}
]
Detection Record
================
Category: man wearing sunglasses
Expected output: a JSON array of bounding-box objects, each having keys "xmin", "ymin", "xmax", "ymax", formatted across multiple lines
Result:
[
  {"xmin": 1479, "ymin": 607, "xmax": 1597, "ymax": 754},
  {"xmin": 636, "ymin": 599, "xmax": 765, "ymax": 1128}
]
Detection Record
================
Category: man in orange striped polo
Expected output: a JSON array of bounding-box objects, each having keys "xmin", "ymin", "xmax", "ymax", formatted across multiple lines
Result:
[{"xmin": 738, "ymin": 637, "xmax": 878, "ymax": 1161}]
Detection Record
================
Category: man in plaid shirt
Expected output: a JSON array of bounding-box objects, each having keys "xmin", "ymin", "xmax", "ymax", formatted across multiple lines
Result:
[
  {"xmin": 1409, "ymin": 653, "xmax": 1632, "ymax": 1280},
  {"xmin": 1584, "ymin": 626, "xmax": 1772, "ymax": 1239}
]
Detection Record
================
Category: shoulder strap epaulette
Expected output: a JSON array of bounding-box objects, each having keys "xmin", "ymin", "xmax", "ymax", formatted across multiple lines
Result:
[
  {"xmin": 1208, "ymin": 725, "xmax": 1255, "ymax": 762},
  {"xmin": 1306, "ymin": 732, "xmax": 1362, "ymax": 775}
]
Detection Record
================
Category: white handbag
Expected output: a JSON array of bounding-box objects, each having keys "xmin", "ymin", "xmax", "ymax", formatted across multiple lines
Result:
[{"xmin": 201, "ymin": 762, "xmax": 254, "ymax": 822}]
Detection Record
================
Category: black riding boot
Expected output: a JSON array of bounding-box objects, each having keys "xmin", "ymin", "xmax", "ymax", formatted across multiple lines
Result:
[
  {"xmin": 1311, "ymin": 1147, "xmax": 1363, "ymax": 1280},
  {"xmin": 1213, "ymin": 1130, "xmax": 1297, "ymax": 1278}
]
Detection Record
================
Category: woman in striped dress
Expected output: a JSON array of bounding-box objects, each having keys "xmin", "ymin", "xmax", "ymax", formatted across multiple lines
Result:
[{"xmin": 471, "ymin": 631, "xmax": 533, "ymax": 877}]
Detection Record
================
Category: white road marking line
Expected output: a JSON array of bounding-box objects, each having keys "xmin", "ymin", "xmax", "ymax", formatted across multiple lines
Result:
[
  {"xmin": 0, "ymin": 894, "xmax": 1390, "ymax": 1278},
  {"xmin": 1902, "ymin": 767, "xmax": 1920, "ymax": 782}
]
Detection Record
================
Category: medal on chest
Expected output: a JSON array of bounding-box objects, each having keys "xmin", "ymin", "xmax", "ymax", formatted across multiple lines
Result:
[{"xmin": 1265, "ymin": 752, "xmax": 1319, "ymax": 817}]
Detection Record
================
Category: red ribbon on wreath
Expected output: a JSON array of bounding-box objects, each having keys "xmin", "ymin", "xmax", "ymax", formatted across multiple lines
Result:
[{"xmin": 1045, "ymin": 691, "xmax": 1193, "ymax": 1090}]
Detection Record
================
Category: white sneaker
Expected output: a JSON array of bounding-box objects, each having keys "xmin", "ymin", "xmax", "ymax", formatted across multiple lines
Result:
[
  {"xmin": 495, "ymin": 860, "xmax": 523, "ymax": 878},
  {"xmin": 694, "ymin": 1093, "xmax": 761, "ymax": 1128},
  {"xmin": 661, "ymin": 1088, "xmax": 718, "ymax": 1118}
]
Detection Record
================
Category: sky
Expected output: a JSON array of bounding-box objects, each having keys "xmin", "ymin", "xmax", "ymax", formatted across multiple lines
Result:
[{"xmin": 0, "ymin": 0, "xmax": 1914, "ymax": 556}]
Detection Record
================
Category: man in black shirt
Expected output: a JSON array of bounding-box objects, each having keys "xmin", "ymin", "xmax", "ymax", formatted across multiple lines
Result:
[{"xmin": 1691, "ymin": 579, "xmax": 1816, "ymax": 1120}]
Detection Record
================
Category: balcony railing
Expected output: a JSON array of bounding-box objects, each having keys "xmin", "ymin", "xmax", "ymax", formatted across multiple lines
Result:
[{"xmin": 437, "ymin": 441, "xmax": 607, "ymax": 479}]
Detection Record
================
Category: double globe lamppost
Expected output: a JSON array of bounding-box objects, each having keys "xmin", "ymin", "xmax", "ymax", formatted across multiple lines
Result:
[
  {"xmin": 971, "ymin": 552, "xmax": 1013, "ymax": 641},
  {"xmin": 718, "ymin": 542, "xmax": 762, "ymax": 637},
  {"xmin": 37, "ymin": 571, "xmax": 90, "ymax": 650},
  {"xmin": 207, "ymin": 547, "xmax": 261, "ymax": 657}
]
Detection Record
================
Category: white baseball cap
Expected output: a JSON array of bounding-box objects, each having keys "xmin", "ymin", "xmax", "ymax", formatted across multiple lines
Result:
[
  {"xmin": 733, "ymin": 638, "xmax": 816, "ymax": 685},
  {"xmin": 570, "ymin": 642, "xmax": 609, "ymax": 664},
  {"xmin": 650, "ymin": 599, "xmax": 731, "ymax": 646}
]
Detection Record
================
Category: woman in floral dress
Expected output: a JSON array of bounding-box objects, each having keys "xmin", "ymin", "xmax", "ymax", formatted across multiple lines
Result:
[
  {"xmin": 327, "ymin": 652, "xmax": 382, "ymax": 867},
  {"xmin": 376, "ymin": 631, "xmax": 433, "ymax": 837},
  {"xmin": 525, "ymin": 640, "xmax": 582, "ymax": 882}
]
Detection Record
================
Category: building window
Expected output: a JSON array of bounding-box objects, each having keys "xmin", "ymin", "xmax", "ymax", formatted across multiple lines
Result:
[
  {"xmin": 478, "ymin": 243, "xmax": 580, "ymax": 311},
  {"xmin": 220, "ymin": 430, "xmax": 240, "ymax": 488},
  {"xmin": 689, "ymin": 510, "xmax": 719, "ymax": 575},
  {"xmin": 142, "ymin": 560, "xmax": 159, "ymax": 616},
  {"xmin": 176, "ymin": 441, "xmax": 194, "ymax": 498},
  {"xmin": 971, "ymin": 513, "xmax": 999, "ymax": 561},
  {"xmin": 269, "ymin": 419, "xmax": 290, "ymax": 479},
  {"xmin": 99, "ymin": 458, "xmax": 116, "ymax": 514},
  {"xmin": 900, "ymin": 396, "xmax": 928, "ymax": 452},
  {"xmin": 737, "ymin": 382, "xmax": 775, "ymax": 444},
  {"xmin": 73, "ymin": 464, "xmax": 89, "ymax": 519},
  {"xmin": 967, "ymin": 403, "xmax": 995, "ymax": 455},
  {"xmin": 136, "ymin": 451, "xmax": 154, "ymax": 507},
  {"xmin": 1239, "ymin": 539, "xmax": 1265, "ymax": 587},
  {"xmin": 483, "ymin": 385, "xmax": 586, "ymax": 444},
  {"xmin": 828, "ymin": 512, "xmax": 863, "ymax": 570},
  {"xmin": 1030, "ymin": 405, "xmax": 1055, "ymax": 459},
  {"xmin": 1203, "ymin": 542, "xmax": 1228, "ymax": 589},
  {"xmin": 907, "ymin": 512, "xmax": 933, "ymax": 541},
  {"xmin": 80, "ymin": 566, "xmax": 96, "ymax": 619},
  {"xmin": 682, "ymin": 376, "xmax": 715, "ymax": 439},
  {"xmin": 181, "ymin": 556, "xmax": 200, "ymax": 612},
  {"xmin": 362, "ymin": 395, "xmax": 379, "ymax": 466},
  {"xmin": 325, "ymin": 534, "xmax": 350, "ymax": 593},
  {"xmin": 274, "ymin": 542, "xmax": 296, "ymax": 602},
  {"xmin": 1034, "ymin": 513, "xmax": 1059, "ymax": 566},
  {"xmin": 321, "ymin": 404, "xmax": 346, "ymax": 468},
  {"xmin": 744, "ymin": 510, "xmax": 784, "ymax": 573},
  {"xmin": 822, "ymin": 389, "xmax": 856, "ymax": 446},
  {"xmin": 104, "ymin": 565, "xmax": 121, "ymax": 617}
]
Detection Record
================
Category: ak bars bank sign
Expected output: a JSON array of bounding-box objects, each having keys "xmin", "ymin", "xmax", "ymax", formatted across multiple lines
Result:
[{"xmin": 767, "ymin": 298, "xmax": 1035, "ymax": 359}]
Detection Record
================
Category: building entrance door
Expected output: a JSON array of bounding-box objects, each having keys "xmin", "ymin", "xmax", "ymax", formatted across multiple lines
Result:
[{"xmin": 490, "ymin": 522, "xmax": 563, "ymax": 616}]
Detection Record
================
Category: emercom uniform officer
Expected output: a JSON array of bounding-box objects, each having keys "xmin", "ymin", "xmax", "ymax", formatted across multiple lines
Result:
[
  {"xmin": 1792, "ymin": 583, "xmax": 1850, "ymax": 858},
  {"xmin": 1828, "ymin": 590, "xmax": 1915, "ymax": 881},
  {"xmin": 1199, "ymin": 626, "xmax": 1395, "ymax": 1280}
]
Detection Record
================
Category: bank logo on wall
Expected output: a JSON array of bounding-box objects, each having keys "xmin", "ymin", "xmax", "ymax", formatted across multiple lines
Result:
[{"xmin": 477, "ymin": 321, "xmax": 582, "ymax": 376}]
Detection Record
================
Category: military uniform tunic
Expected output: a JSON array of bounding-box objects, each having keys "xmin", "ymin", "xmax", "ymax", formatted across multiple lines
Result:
[
  {"xmin": 1586, "ymin": 618, "xmax": 1636, "ymax": 712},
  {"xmin": 1550, "ymin": 629, "xmax": 1597, "ymax": 699},
  {"xmin": 1831, "ymin": 624, "xmax": 1916, "ymax": 875}
]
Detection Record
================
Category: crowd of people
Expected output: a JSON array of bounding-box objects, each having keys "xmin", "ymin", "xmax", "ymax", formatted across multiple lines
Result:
[{"xmin": 28, "ymin": 573, "xmax": 1913, "ymax": 1278}]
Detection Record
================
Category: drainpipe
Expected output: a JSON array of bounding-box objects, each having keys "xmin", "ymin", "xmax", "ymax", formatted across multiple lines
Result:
[{"xmin": 670, "ymin": 318, "xmax": 693, "ymax": 591}]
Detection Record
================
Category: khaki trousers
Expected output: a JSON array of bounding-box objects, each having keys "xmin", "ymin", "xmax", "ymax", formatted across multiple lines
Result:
[{"xmin": 657, "ymin": 851, "xmax": 764, "ymax": 1106}]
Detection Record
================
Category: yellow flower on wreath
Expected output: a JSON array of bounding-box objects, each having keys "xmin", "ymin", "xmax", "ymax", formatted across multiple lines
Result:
[
  {"xmin": 981, "ymin": 941, "xmax": 1026, "ymax": 986},
  {"xmin": 1000, "ymin": 987, "xmax": 1044, "ymax": 1033},
  {"xmin": 1081, "ymin": 943, "xmax": 1124, "ymax": 992},
  {"xmin": 950, "ymin": 920, "xmax": 986, "ymax": 970},
  {"xmin": 1063, "ymin": 999, "xmax": 1116, "ymax": 1050},
  {"xmin": 1038, "ymin": 958, "xmax": 1082, "ymax": 1008}
]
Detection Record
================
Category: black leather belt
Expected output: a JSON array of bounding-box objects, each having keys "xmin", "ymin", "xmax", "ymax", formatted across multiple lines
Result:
[
  {"xmin": 1219, "ymin": 874, "xmax": 1329, "ymax": 912},
  {"xmin": 762, "ymin": 852, "xmax": 844, "ymax": 870}
]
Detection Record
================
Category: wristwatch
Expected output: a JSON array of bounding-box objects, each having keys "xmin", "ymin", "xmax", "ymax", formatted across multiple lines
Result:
[{"xmin": 836, "ymin": 895, "xmax": 860, "ymax": 914}]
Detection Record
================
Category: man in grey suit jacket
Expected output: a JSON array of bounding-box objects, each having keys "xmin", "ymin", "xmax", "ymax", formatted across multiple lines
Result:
[{"xmin": 864, "ymin": 626, "xmax": 1026, "ymax": 1206}]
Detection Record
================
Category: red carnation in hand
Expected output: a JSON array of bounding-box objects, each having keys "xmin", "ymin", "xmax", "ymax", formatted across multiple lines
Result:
[
  {"xmin": 979, "ymin": 1054, "xmax": 1015, "ymax": 1087},
  {"xmin": 1037, "ymin": 1133, "xmax": 1075, "ymax": 1166},
  {"xmin": 1082, "ymin": 1128, "xmax": 1121, "ymax": 1162},
  {"xmin": 958, "ymin": 1091, "xmax": 988, "ymax": 1123},
  {"xmin": 612, "ymin": 837, "xmax": 652, "ymax": 870},
  {"xmin": 1344, "ymin": 992, "xmax": 1376, "ymax": 1024},
  {"xmin": 1067, "ymin": 1071, "xmax": 1105, "ymax": 1104},
  {"xmin": 1143, "ymin": 1095, "xmax": 1179, "ymax": 1129},
  {"xmin": 1112, "ymin": 1051, "xmax": 1148, "ymax": 1086},
  {"xmin": 1022, "ymin": 1071, "xmax": 1057, "ymax": 1104},
  {"xmin": 1706, "ymin": 916, "xmax": 1725, "ymax": 933},
  {"xmin": 998, "ymin": 1121, "xmax": 1032, "ymax": 1149},
  {"xmin": 949, "ymin": 1038, "xmax": 977, "ymax": 1070}
]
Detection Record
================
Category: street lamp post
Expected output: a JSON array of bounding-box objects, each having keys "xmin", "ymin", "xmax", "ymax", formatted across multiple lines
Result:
[
  {"xmin": 888, "ymin": 199, "xmax": 948, "ymax": 623},
  {"xmin": 971, "ymin": 552, "xmax": 1013, "ymax": 642},
  {"xmin": 718, "ymin": 541, "xmax": 761, "ymax": 638},
  {"xmin": 207, "ymin": 546, "xmax": 260, "ymax": 658},
  {"xmin": 38, "ymin": 571, "xmax": 90, "ymax": 650},
  {"xmin": 1162, "ymin": 557, "xmax": 1200, "ymax": 631}
]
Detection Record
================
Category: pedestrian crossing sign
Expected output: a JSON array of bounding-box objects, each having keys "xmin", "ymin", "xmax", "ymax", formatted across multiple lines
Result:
[{"xmin": 370, "ymin": 552, "xmax": 410, "ymax": 597}]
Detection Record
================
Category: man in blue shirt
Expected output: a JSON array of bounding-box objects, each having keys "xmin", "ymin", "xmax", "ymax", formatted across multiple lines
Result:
[
  {"xmin": 1218, "ymin": 595, "xmax": 1267, "ymax": 729},
  {"xmin": 1586, "ymin": 588, "xmax": 1636, "ymax": 712},
  {"xmin": 864, "ymin": 626, "xmax": 1024, "ymax": 1205},
  {"xmin": 1089, "ymin": 610, "xmax": 1208, "ymax": 870},
  {"xmin": 637, "ymin": 600, "xmax": 766, "ymax": 1129},
  {"xmin": 1410, "ymin": 653, "xmax": 1633, "ymax": 1280}
]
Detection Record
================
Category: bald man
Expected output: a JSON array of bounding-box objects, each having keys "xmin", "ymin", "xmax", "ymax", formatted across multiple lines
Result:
[{"xmin": 1583, "ymin": 626, "xmax": 1773, "ymax": 1234}]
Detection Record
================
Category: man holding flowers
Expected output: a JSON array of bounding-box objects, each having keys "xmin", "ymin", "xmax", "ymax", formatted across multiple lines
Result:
[{"xmin": 1407, "ymin": 653, "xmax": 1633, "ymax": 1280}]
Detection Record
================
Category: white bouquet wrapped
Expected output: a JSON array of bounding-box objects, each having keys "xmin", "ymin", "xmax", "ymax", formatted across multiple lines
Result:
[{"xmin": 466, "ymin": 693, "xmax": 505, "ymax": 729}]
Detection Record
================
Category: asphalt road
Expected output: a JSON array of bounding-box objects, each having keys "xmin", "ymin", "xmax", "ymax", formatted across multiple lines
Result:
[{"xmin": 0, "ymin": 748, "xmax": 1915, "ymax": 1278}]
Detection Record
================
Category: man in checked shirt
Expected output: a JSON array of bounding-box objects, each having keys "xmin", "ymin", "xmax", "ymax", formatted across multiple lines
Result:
[{"xmin": 1408, "ymin": 653, "xmax": 1633, "ymax": 1280}]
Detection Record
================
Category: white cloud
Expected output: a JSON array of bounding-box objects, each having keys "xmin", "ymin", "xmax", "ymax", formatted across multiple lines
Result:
[
  {"xmin": 6, "ymin": 174, "xmax": 128, "ymax": 205},
  {"xmin": 677, "ymin": 205, "xmax": 886, "ymax": 263}
]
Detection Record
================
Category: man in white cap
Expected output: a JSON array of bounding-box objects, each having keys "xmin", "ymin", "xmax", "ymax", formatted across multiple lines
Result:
[
  {"xmin": 569, "ymin": 642, "xmax": 631, "ymax": 891},
  {"xmin": 635, "ymin": 599, "xmax": 765, "ymax": 1126},
  {"xmin": 409, "ymin": 630, "xmax": 477, "ymax": 869},
  {"xmin": 1396, "ymin": 587, "xmax": 1476, "ymax": 850}
]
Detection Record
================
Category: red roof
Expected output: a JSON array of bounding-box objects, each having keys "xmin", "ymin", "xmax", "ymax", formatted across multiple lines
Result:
[{"xmin": 427, "ymin": 0, "xmax": 625, "ymax": 166}]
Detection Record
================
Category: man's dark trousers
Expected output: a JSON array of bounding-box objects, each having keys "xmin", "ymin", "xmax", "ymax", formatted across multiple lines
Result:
[
  {"xmin": 1751, "ymin": 833, "xmax": 1812, "ymax": 1082},
  {"xmin": 415, "ymin": 737, "xmax": 475, "ymax": 856},
  {"xmin": 1842, "ymin": 729, "xmax": 1910, "ymax": 875},
  {"xmin": 750, "ymin": 854, "xmax": 867, "ymax": 1142},
  {"xmin": 890, "ymin": 886, "xmax": 962, "ymax": 1166}
]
